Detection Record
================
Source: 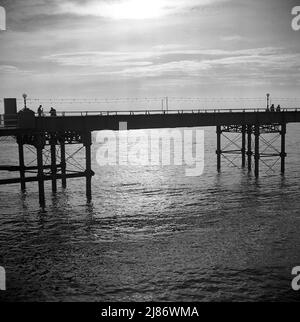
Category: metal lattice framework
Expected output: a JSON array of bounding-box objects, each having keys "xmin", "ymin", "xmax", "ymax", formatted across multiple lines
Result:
[
  {"xmin": 0, "ymin": 130, "xmax": 94, "ymax": 207},
  {"xmin": 216, "ymin": 124, "xmax": 286, "ymax": 175}
]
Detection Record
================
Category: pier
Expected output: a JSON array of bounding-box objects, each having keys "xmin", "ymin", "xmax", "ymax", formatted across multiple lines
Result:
[{"xmin": 0, "ymin": 98, "xmax": 299, "ymax": 207}]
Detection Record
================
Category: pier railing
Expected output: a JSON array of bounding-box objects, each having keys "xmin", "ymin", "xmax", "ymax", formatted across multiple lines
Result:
[
  {"xmin": 0, "ymin": 108, "xmax": 299, "ymax": 129},
  {"xmin": 31, "ymin": 107, "xmax": 300, "ymax": 117}
]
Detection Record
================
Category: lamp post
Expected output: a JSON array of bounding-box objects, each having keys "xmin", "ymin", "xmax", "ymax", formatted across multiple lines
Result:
[
  {"xmin": 23, "ymin": 93, "xmax": 27, "ymax": 109},
  {"xmin": 166, "ymin": 96, "xmax": 169, "ymax": 112},
  {"xmin": 266, "ymin": 93, "xmax": 270, "ymax": 110}
]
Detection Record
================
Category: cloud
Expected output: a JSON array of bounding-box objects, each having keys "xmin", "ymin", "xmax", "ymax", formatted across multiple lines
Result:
[
  {"xmin": 0, "ymin": 65, "xmax": 30, "ymax": 75},
  {"xmin": 58, "ymin": 0, "xmax": 228, "ymax": 20},
  {"xmin": 112, "ymin": 60, "xmax": 210, "ymax": 78},
  {"xmin": 44, "ymin": 51, "xmax": 155, "ymax": 68},
  {"xmin": 2, "ymin": 0, "xmax": 59, "ymax": 18},
  {"xmin": 221, "ymin": 35, "xmax": 243, "ymax": 42},
  {"xmin": 42, "ymin": 46, "xmax": 300, "ymax": 82},
  {"xmin": 44, "ymin": 46, "xmax": 281, "ymax": 69}
]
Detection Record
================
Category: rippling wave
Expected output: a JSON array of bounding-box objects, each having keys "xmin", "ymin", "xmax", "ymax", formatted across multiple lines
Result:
[{"xmin": 1, "ymin": 126, "xmax": 300, "ymax": 301}]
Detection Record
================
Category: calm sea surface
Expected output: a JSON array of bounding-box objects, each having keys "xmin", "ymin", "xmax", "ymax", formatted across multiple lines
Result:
[{"xmin": 1, "ymin": 125, "xmax": 300, "ymax": 302}]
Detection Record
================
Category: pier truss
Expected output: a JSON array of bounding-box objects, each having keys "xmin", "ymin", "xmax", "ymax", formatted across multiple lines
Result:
[
  {"xmin": 0, "ymin": 131, "xmax": 94, "ymax": 207},
  {"xmin": 216, "ymin": 124, "xmax": 286, "ymax": 176}
]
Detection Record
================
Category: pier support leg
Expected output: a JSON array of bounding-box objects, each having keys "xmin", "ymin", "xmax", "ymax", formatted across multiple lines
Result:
[
  {"xmin": 247, "ymin": 125, "xmax": 252, "ymax": 171},
  {"xmin": 84, "ymin": 132, "xmax": 92, "ymax": 202},
  {"xmin": 280, "ymin": 123, "xmax": 287, "ymax": 174},
  {"xmin": 216, "ymin": 126, "xmax": 222, "ymax": 172},
  {"xmin": 241, "ymin": 125, "xmax": 246, "ymax": 168},
  {"xmin": 17, "ymin": 136, "xmax": 26, "ymax": 192},
  {"xmin": 50, "ymin": 135, "xmax": 57, "ymax": 193},
  {"xmin": 60, "ymin": 139, "xmax": 67, "ymax": 188},
  {"xmin": 36, "ymin": 135, "xmax": 45, "ymax": 207},
  {"xmin": 254, "ymin": 125, "xmax": 260, "ymax": 178}
]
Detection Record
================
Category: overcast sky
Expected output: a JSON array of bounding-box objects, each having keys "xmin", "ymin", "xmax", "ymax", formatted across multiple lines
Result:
[{"xmin": 0, "ymin": 0, "xmax": 299, "ymax": 107}]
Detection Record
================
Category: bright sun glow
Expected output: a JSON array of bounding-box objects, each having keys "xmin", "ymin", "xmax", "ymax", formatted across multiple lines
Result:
[
  {"xmin": 61, "ymin": 0, "xmax": 217, "ymax": 20},
  {"xmin": 108, "ymin": 0, "xmax": 165, "ymax": 20},
  {"xmin": 61, "ymin": 0, "xmax": 176, "ymax": 20}
]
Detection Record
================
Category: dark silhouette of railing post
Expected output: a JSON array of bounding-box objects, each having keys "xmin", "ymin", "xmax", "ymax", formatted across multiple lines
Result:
[
  {"xmin": 60, "ymin": 137, "xmax": 67, "ymax": 188},
  {"xmin": 36, "ymin": 134, "xmax": 45, "ymax": 207},
  {"xmin": 254, "ymin": 124, "xmax": 260, "ymax": 178},
  {"xmin": 50, "ymin": 134, "xmax": 57, "ymax": 193},
  {"xmin": 241, "ymin": 125, "xmax": 246, "ymax": 168},
  {"xmin": 247, "ymin": 125, "xmax": 252, "ymax": 171},
  {"xmin": 216, "ymin": 126, "xmax": 222, "ymax": 172},
  {"xmin": 281, "ymin": 123, "xmax": 287, "ymax": 174},
  {"xmin": 17, "ymin": 135, "xmax": 26, "ymax": 192},
  {"xmin": 84, "ymin": 132, "xmax": 92, "ymax": 202}
]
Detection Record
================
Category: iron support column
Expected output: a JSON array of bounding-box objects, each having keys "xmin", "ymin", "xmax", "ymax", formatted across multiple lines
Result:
[
  {"xmin": 36, "ymin": 134, "xmax": 45, "ymax": 207},
  {"xmin": 84, "ymin": 132, "xmax": 92, "ymax": 202},
  {"xmin": 254, "ymin": 125, "xmax": 260, "ymax": 178},
  {"xmin": 241, "ymin": 125, "xmax": 246, "ymax": 168},
  {"xmin": 50, "ymin": 135, "xmax": 57, "ymax": 193},
  {"xmin": 247, "ymin": 125, "xmax": 252, "ymax": 171},
  {"xmin": 60, "ymin": 138, "xmax": 67, "ymax": 188},
  {"xmin": 216, "ymin": 126, "xmax": 222, "ymax": 172},
  {"xmin": 281, "ymin": 123, "xmax": 287, "ymax": 174},
  {"xmin": 17, "ymin": 136, "xmax": 26, "ymax": 192}
]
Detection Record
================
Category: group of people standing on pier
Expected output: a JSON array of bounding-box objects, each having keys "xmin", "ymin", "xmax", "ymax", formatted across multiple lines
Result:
[
  {"xmin": 37, "ymin": 105, "xmax": 57, "ymax": 117},
  {"xmin": 267, "ymin": 104, "xmax": 281, "ymax": 112}
]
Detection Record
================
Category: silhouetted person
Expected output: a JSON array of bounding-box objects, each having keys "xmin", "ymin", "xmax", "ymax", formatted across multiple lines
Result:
[
  {"xmin": 276, "ymin": 105, "xmax": 281, "ymax": 112},
  {"xmin": 37, "ymin": 105, "xmax": 43, "ymax": 117},
  {"xmin": 270, "ymin": 104, "xmax": 275, "ymax": 112},
  {"xmin": 266, "ymin": 106, "xmax": 270, "ymax": 112},
  {"xmin": 50, "ymin": 107, "xmax": 57, "ymax": 117}
]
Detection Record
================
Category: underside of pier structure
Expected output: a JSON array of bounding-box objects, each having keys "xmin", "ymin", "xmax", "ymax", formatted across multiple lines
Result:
[
  {"xmin": 0, "ymin": 130, "xmax": 95, "ymax": 208},
  {"xmin": 216, "ymin": 123, "xmax": 287, "ymax": 177}
]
